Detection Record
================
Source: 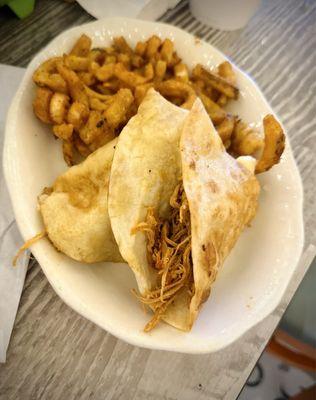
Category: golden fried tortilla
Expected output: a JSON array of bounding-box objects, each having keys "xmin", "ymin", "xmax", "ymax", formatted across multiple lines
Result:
[
  {"xmin": 181, "ymin": 99, "xmax": 260, "ymax": 328},
  {"xmin": 39, "ymin": 138, "xmax": 123, "ymax": 263}
]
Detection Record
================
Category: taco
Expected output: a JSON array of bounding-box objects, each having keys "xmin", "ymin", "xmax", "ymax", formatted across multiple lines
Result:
[
  {"xmin": 109, "ymin": 89, "xmax": 260, "ymax": 331},
  {"xmin": 39, "ymin": 138, "xmax": 123, "ymax": 263}
]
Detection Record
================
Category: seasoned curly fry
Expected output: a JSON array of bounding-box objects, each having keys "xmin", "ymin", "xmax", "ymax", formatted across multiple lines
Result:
[
  {"xmin": 192, "ymin": 78, "xmax": 205, "ymax": 90},
  {"xmin": 89, "ymin": 97, "xmax": 113, "ymax": 111},
  {"xmin": 62, "ymin": 139, "xmax": 74, "ymax": 166},
  {"xmin": 255, "ymin": 115, "xmax": 285, "ymax": 173},
  {"xmin": 57, "ymin": 63, "xmax": 89, "ymax": 107},
  {"xmin": 135, "ymin": 41, "xmax": 147, "ymax": 56},
  {"xmin": 33, "ymin": 34, "xmax": 282, "ymax": 167},
  {"xmin": 49, "ymin": 93, "xmax": 70, "ymax": 124},
  {"xmin": 104, "ymin": 54, "xmax": 117, "ymax": 65},
  {"xmin": 33, "ymin": 57, "xmax": 67, "ymax": 93},
  {"xmin": 64, "ymin": 55, "xmax": 90, "ymax": 71},
  {"xmin": 79, "ymin": 110, "xmax": 107, "ymax": 145},
  {"xmin": 215, "ymin": 115, "xmax": 236, "ymax": 143},
  {"xmin": 193, "ymin": 64, "xmax": 239, "ymax": 99},
  {"xmin": 114, "ymin": 63, "xmax": 147, "ymax": 87},
  {"xmin": 84, "ymin": 85, "xmax": 112, "ymax": 101},
  {"xmin": 154, "ymin": 60, "xmax": 167, "ymax": 81},
  {"xmin": 155, "ymin": 79, "xmax": 196, "ymax": 109},
  {"xmin": 77, "ymin": 72, "xmax": 96, "ymax": 86},
  {"xmin": 91, "ymin": 62, "xmax": 115, "ymax": 81},
  {"xmin": 218, "ymin": 61, "xmax": 236, "ymax": 85},
  {"xmin": 53, "ymin": 123, "xmax": 73, "ymax": 140},
  {"xmin": 104, "ymin": 88, "xmax": 134, "ymax": 129},
  {"xmin": 181, "ymin": 94, "xmax": 197, "ymax": 110},
  {"xmin": 70, "ymin": 34, "xmax": 91, "ymax": 57},
  {"xmin": 113, "ymin": 36, "xmax": 133, "ymax": 55},
  {"xmin": 88, "ymin": 48, "xmax": 105, "ymax": 63},
  {"xmin": 217, "ymin": 61, "xmax": 237, "ymax": 106},
  {"xmin": 217, "ymin": 94, "xmax": 227, "ymax": 107},
  {"xmin": 67, "ymin": 101, "xmax": 89, "ymax": 130},
  {"xmin": 33, "ymin": 57, "xmax": 60, "ymax": 76},
  {"xmin": 73, "ymin": 133, "xmax": 91, "ymax": 157},
  {"xmin": 146, "ymin": 35, "xmax": 161, "ymax": 59},
  {"xmin": 117, "ymin": 53, "xmax": 130, "ymax": 68},
  {"xmin": 131, "ymin": 54, "xmax": 144, "ymax": 68},
  {"xmin": 197, "ymin": 92, "xmax": 227, "ymax": 124},
  {"xmin": 88, "ymin": 123, "xmax": 116, "ymax": 152},
  {"xmin": 169, "ymin": 52, "xmax": 181, "ymax": 68},
  {"xmin": 160, "ymin": 38, "xmax": 173, "ymax": 64},
  {"xmin": 33, "ymin": 87, "xmax": 53, "ymax": 124},
  {"xmin": 174, "ymin": 63, "xmax": 189, "ymax": 82},
  {"xmin": 134, "ymin": 83, "xmax": 154, "ymax": 106},
  {"xmin": 230, "ymin": 120, "xmax": 264, "ymax": 156},
  {"xmin": 144, "ymin": 63, "xmax": 154, "ymax": 80},
  {"xmin": 102, "ymin": 79, "xmax": 122, "ymax": 93}
]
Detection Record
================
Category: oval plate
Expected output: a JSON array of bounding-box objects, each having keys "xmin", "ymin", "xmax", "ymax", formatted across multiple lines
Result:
[{"xmin": 3, "ymin": 17, "xmax": 304, "ymax": 354}]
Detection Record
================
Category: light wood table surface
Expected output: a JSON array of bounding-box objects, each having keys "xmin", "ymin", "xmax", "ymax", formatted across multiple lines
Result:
[{"xmin": 0, "ymin": 0, "xmax": 315, "ymax": 399}]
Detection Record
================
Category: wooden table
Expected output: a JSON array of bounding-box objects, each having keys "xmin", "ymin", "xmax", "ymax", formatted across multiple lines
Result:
[{"xmin": 0, "ymin": 1, "xmax": 315, "ymax": 399}]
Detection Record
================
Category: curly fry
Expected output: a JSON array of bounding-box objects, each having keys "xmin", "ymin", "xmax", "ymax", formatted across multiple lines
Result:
[
  {"xmin": 255, "ymin": 115, "xmax": 285, "ymax": 173},
  {"xmin": 154, "ymin": 60, "xmax": 167, "ymax": 81},
  {"xmin": 135, "ymin": 41, "xmax": 147, "ymax": 57},
  {"xmin": 193, "ymin": 64, "xmax": 239, "ymax": 99},
  {"xmin": 33, "ymin": 87, "xmax": 53, "ymax": 124},
  {"xmin": 104, "ymin": 88, "xmax": 134, "ymax": 129},
  {"xmin": 230, "ymin": 120, "xmax": 264, "ymax": 156},
  {"xmin": 57, "ymin": 63, "xmax": 89, "ymax": 107},
  {"xmin": 218, "ymin": 61, "xmax": 236, "ymax": 85},
  {"xmin": 33, "ymin": 57, "xmax": 67, "ymax": 93},
  {"xmin": 155, "ymin": 79, "xmax": 195, "ymax": 107},
  {"xmin": 70, "ymin": 34, "xmax": 92, "ymax": 57},
  {"xmin": 215, "ymin": 115, "xmax": 236, "ymax": 143},
  {"xmin": 53, "ymin": 123, "xmax": 73, "ymax": 141},
  {"xmin": 77, "ymin": 72, "xmax": 96, "ymax": 86},
  {"xmin": 49, "ymin": 93, "xmax": 70, "ymax": 124},
  {"xmin": 174, "ymin": 63, "xmax": 189, "ymax": 82},
  {"xmin": 79, "ymin": 110, "xmax": 105, "ymax": 145},
  {"xmin": 62, "ymin": 139, "xmax": 75, "ymax": 166},
  {"xmin": 64, "ymin": 55, "xmax": 90, "ymax": 72},
  {"xmin": 134, "ymin": 84, "xmax": 154, "ymax": 106},
  {"xmin": 160, "ymin": 39, "xmax": 173, "ymax": 64},
  {"xmin": 114, "ymin": 63, "xmax": 147, "ymax": 87},
  {"xmin": 73, "ymin": 133, "xmax": 91, "ymax": 157},
  {"xmin": 113, "ymin": 36, "xmax": 133, "ymax": 55},
  {"xmin": 67, "ymin": 102, "xmax": 89, "ymax": 130},
  {"xmin": 146, "ymin": 35, "xmax": 161, "ymax": 59}
]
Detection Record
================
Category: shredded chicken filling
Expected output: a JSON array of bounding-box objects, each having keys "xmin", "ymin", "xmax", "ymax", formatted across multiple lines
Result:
[{"xmin": 132, "ymin": 183, "xmax": 194, "ymax": 331}]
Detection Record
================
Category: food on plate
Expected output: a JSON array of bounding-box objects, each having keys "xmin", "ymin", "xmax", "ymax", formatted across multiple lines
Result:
[
  {"xmin": 108, "ymin": 89, "xmax": 188, "ymax": 313},
  {"xmin": 38, "ymin": 138, "xmax": 123, "ymax": 263},
  {"xmin": 230, "ymin": 119, "xmax": 264, "ymax": 156},
  {"xmin": 192, "ymin": 64, "xmax": 239, "ymax": 99},
  {"xmin": 23, "ymin": 30, "xmax": 287, "ymax": 333},
  {"xmin": 256, "ymin": 114, "xmax": 286, "ymax": 173},
  {"xmin": 108, "ymin": 89, "xmax": 260, "ymax": 331},
  {"xmin": 32, "ymin": 34, "xmax": 285, "ymax": 168}
]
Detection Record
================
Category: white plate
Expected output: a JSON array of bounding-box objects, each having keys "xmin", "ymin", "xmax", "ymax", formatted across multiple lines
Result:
[{"xmin": 3, "ymin": 18, "xmax": 304, "ymax": 354}]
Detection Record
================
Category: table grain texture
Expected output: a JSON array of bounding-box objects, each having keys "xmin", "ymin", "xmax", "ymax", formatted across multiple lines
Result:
[{"xmin": 0, "ymin": 0, "xmax": 315, "ymax": 399}]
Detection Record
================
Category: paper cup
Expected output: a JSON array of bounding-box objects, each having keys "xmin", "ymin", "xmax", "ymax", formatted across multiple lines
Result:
[{"xmin": 190, "ymin": 0, "xmax": 260, "ymax": 31}]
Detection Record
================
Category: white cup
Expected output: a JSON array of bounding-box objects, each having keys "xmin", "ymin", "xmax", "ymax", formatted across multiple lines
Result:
[{"xmin": 190, "ymin": 0, "xmax": 261, "ymax": 31}]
